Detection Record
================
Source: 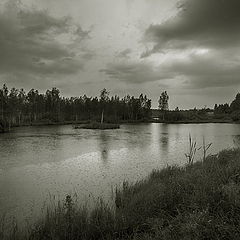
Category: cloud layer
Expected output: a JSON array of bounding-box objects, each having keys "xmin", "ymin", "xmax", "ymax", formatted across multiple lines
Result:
[
  {"xmin": 1, "ymin": 0, "xmax": 239, "ymax": 108},
  {"xmin": 100, "ymin": 61, "xmax": 169, "ymax": 84},
  {"xmin": 102, "ymin": 0, "xmax": 240, "ymax": 97},
  {"xmin": 0, "ymin": 1, "xmax": 90, "ymax": 79},
  {"xmin": 102, "ymin": 49, "xmax": 240, "ymax": 88},
  {"xmin": 143, "ymin": 0, "xmax": 240, "ymax": 55}
]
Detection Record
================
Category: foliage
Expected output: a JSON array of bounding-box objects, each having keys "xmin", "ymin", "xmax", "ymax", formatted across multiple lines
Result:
[
  {"xmin": 214, "ymin": 103, "xmax": 231, "ymax": 115},
  {"xmin": 201, "ymin": 137, "xmax": 212, "ymax": 161},
  {"xmin": 164, "ymin": 110, "xmax": 185, "ymax": 121},
  {"xmin": 214, "ymin": 93, "xmax": 240, "ymax": 121},
  {"xmin": 158, "ymin": 91, "xmax": 169, "ymax": 111},
  {"xmin": 158, "ymin": 91, "xmax": 169, "ymax": 121},
  {"xmin": 153, "ymin": 108, "xmax": 217, "ymax": 123},
  {"xmin": 185, "ymin": 134, "xmax": 198, "ymax": 165},
  {"xmin": 230, "ymin": 93, "xmax": 240, "ymax": 112},
  {"xmin": 231, "ymin": 111, "xmax": 240, "ymax": 122},
  {"xmin": 0, "ymin": 85, "xmax": 152, "ymax": 126}
]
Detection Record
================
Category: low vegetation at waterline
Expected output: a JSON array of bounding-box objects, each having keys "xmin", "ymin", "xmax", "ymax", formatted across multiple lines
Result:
[
  {"xmin": 74, "ymin": 122, "xmax": 120, "ymax": 130},
  {"xmin": 2, "ymin": 148, "xmax": 240, "ymax": 240}
]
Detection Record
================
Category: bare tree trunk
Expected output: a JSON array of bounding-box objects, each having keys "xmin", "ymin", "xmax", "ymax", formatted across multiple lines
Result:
[
  {"xmin": 1, "ymin": 100, "xmax": 3, "ymax": 120},
  {"xmin": 8, "ymin": 119, "xmax": 11, "ymax": 132},
  {"xmin": 18, "ymin": 113, "xmax": 21, "ymax": 126},
  {"xmin": 101, "ymin": 109, "xmax": 104, "ymax": 124}
]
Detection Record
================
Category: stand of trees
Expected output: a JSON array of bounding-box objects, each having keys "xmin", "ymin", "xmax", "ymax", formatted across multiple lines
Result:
[
  {"xmin": 158, "ymin": 91, "xmax": 169, "ymax": 121},
  {"xmin": 214, "ymin": 93, "xmax": 240, "ymax": 121},
  {"xmin": 155, "ymin": 91, "xmax": 240, "ymax": 123},
  {"xmin": 0, "ymin": 85, "xmax": 152, "ymax": 126},
  {"xmin": 155, "ymin": 90, "xmax": 222, "ymax": 122}
]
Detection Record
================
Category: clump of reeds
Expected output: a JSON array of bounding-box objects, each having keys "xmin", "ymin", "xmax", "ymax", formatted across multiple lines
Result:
[
  {"xmin": 185, "ymin": 134, "xmax": 212, "ymax": 165},
  {"xmin": 201, "ymin": 137, "xmax": 212, "ymax": 161},
  {"xmin": 185, "ymin": 134, "xmax": 198, "ymax": 164}
]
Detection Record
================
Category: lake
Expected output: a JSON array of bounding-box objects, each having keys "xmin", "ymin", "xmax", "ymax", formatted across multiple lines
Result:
[{"xmin": 0, "ymin": 123, "xmax": 240, "ymax": 226}]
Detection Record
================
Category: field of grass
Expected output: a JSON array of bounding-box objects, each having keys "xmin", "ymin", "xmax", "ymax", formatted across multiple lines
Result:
[{"xmin": 2, "ymin": 148, "xmax": 240, "ymax": 239}]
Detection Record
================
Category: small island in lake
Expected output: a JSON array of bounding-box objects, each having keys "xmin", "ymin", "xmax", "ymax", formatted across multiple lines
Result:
[
  {"xmin": 73, "ymin": 89, "xmax": 120, "ymax": 130},
  {"xmin": 74, "ymin": 121, "xmax": 120, "ymax": 130}
]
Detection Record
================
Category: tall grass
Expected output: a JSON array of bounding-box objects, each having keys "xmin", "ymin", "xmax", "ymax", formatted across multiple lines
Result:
[
  {"xmin": 201, "ymin": 137, "xmax": 212, "ymax": 161},
  {"xmin": 184, "ymin": 134, "xmax": 198, "ymax": 164},
  {"xmin": 2, "ymin": 148, "xmax": 240, "ymax": 239}
]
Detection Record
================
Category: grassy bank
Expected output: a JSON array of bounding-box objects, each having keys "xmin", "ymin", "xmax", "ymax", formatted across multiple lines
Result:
[{"xmin": 2, "ymin": 148, "xmax": 240, "ymax": 239}]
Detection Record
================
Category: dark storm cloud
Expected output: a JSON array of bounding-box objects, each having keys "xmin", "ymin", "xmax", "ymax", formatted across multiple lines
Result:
[
  {"xmin": 102, "ymin": 49, "xmax": 240, "ymax": 88},
  {"xmin": 143, "ymin": 0, "xmax": 240, "ymax": 55},
  {"xmin": 165, "ymin": 51, "xmax": 240, "ymax": 88},
  {"xmin": 100, "ymin": 61, "xmax": 172, "ymax": 84},
  {"xmin": 0, "ymin": 1, "xmax": 90, "ymax": 79},
  {"xmin": 100, "ymin": 0, "xmax": 240, "ymax": 90},
  {"xmin": 102, "ymin": 0, "xmax": 238, "ymax": 90}
]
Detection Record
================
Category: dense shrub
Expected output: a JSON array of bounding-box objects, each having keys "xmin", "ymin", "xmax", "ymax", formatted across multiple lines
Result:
[{"xmin": 231, "ymin": 111, "xmax": 240, "ymax": 121}]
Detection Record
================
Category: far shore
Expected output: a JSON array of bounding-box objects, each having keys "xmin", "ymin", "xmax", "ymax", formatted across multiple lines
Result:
[
  {"xmin": 151, "ymin": 118, "xmax": 238, "ymax": 124},
  {"xmin": 1, "ymin": 118, "xmax": 239, "ymax": 132}
]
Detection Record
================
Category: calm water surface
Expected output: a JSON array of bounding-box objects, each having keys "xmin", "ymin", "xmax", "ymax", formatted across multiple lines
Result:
[{"xmin": 0, "ymin": 123, "xmax": 240, "ymax": 225}]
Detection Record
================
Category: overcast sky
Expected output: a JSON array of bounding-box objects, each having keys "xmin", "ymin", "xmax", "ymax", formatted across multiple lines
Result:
[{"xmin": 0, "ymin": 0, "xmax": 239, "ymax": 109}]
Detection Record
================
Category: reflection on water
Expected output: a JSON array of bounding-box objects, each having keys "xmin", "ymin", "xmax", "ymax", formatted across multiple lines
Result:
[
  {"xmin": 0, "ymin": 123, "xmax": 240, "ymax": 226},
  {"xmin": 233, "ymin": 135, "xmax": 240, "ymax": 147},
  {"xmin": 160, "ymin": 124, "xmax": 170, "ymax": 153},
  {"xmin": 99, "ymin": 131, "xmax": 110, "ymax": 165}
]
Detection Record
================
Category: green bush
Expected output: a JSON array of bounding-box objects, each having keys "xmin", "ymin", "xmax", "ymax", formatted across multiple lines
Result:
[{"xmin": 231, "ymin": 111, "xmax": 240, "ymax": 121}]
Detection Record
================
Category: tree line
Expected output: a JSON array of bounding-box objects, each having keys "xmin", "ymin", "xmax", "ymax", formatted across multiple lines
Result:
[
  {"xmin": 0, "ymin": 84, "xmax": 152, "ymax": 127},
  {"xmin": 214, "ymin": 93, "xmax": 240, "ymax": 114},
  {"xmin": 214, "ymin": 93, "xmax": 240, "ymax": 121},
  {"xmin": 157, "ymin": 90, "xmax": 240, "ymax": 122}
]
